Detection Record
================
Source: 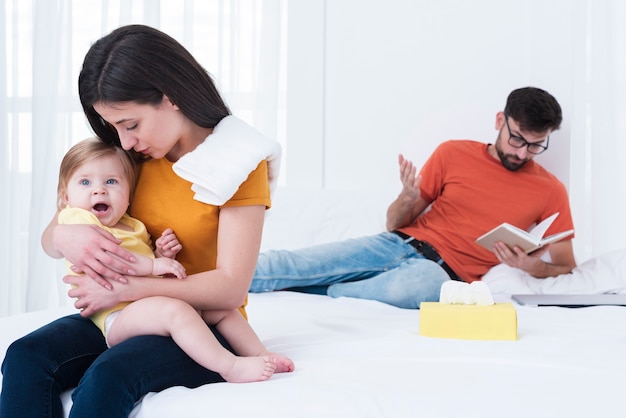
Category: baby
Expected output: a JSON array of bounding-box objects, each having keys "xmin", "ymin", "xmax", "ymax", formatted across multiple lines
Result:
[{"xmin": 56, "ymin": 138, "xmax": 294, "ymax": 382}]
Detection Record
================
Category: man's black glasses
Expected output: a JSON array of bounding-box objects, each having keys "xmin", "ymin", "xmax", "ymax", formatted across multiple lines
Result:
[{"xmin": 504, "ymin": 115, "xmax": 549, "ymax": 155}]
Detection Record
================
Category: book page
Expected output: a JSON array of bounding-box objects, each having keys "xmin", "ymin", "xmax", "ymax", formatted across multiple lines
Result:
[
  {"xmin": 528, "ymin": 212, "xmax": 559, "ymax": 240},
  {"xmin": 539, "ymin": 229, "xmax": 575, "ymax": 248}
]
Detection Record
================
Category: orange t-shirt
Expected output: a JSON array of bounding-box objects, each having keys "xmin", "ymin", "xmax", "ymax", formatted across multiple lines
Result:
[
  {"xmin": 130, "ymin": 157, "xmax": 270, "ymax": 317},
  {"xmin": 399, "ymin": 140, "xmax": 574, "ymax": 283}
]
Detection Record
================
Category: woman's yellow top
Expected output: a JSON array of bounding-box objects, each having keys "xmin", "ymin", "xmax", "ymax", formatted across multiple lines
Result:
[{"xmin": 130, "ymin": 157, "xmax": 270, "ymax": 318}]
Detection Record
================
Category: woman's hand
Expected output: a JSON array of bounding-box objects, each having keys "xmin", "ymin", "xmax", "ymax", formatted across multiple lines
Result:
[
  {"xmin": 64, "ymin": 273, "xmax": 127, "ymax": 317},
  {"xmin": 52, "ymin": 223, "xmax": 137, "ymax": 289}
]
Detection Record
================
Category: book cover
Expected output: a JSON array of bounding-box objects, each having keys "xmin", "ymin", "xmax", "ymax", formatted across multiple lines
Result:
[{"xmin": 476, "ymin": 213, "xmax": 574, "ymax": 254}]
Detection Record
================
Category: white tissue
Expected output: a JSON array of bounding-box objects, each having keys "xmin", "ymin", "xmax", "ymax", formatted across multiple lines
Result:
[{"xmin": 439, "ymin": 281, "xmax": 494, "ymax": 305}]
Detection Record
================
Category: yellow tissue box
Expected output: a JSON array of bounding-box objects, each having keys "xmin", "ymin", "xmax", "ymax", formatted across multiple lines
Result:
[{"xmin": 419, "ymin": 302, "xmax": 517, "ymax": 341}]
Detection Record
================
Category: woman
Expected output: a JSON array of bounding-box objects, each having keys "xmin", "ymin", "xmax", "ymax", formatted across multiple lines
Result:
[{"xmin": 0, "ymin": 24, "xmax": 282, "ymax": 417}]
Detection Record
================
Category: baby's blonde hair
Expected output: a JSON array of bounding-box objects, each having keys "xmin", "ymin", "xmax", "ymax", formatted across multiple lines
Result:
[{"xmin": 57, "ymin": 138, "xmax": 138, "ymax": 211}]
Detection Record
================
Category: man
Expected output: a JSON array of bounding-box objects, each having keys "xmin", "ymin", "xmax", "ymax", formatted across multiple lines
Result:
[{"xmin": 250, "ymin": 87, "xmax": 576, "ymax": 308}]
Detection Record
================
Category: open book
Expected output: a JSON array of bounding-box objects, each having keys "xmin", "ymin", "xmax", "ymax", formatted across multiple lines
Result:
[{"xmin": 476, "ymin": 213, "xmax": 574, "ymax": 254}]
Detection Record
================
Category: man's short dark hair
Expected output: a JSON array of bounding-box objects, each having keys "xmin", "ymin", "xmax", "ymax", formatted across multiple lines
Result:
[{"xmin": 504, "ymin": 87, "xmax": 562, "ymax": 133}]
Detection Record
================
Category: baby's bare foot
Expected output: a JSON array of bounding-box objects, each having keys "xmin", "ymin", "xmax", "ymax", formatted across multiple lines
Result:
[
  {"xmin": 222, "ymin": 356, "xmax": 276, "ymax": 383},
  {"xmin": 261, "ymin": 351, "xmax": 295, "ymax": 373}
]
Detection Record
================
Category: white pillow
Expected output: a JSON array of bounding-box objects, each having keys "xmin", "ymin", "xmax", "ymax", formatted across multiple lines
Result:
[{"xmin": 482, "ymin": 249, "xmax": 626, "ymax": 295}]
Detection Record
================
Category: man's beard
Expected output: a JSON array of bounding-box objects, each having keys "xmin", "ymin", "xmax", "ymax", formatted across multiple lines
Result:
[{"xmin": 495, "ymin": 135, "xmax": 528, "ymax": 172}]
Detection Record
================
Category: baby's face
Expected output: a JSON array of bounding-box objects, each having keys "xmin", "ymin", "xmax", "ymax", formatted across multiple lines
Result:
[{"xmin": 64, "ymin": 154, "xmax": 131, "ymax": 227}]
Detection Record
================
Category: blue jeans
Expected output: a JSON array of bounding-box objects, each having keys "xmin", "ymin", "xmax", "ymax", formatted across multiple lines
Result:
[
  {"xmin": 250, "ymin": 232, "xmax": 450, "ymax": 309},
  {"xmin": 0, "ymin": 314, "xmax": 231, "ymax": 418}
]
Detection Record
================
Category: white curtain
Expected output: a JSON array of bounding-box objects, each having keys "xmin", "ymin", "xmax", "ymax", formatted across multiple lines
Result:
[
  {"xmin": 3, "ymin": 0, "xmax": 626, "ymax": 318},
  {"xmin": 568, "ymin": 0, "xmax": 626, "ymax": 260},
  {"xmin": 1, "ymin": 0, "xmax": 286, "ymax": 317}
]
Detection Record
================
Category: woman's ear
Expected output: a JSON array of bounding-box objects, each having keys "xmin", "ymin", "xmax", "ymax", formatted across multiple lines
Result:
[{"xmin": 162, "ymin": 95, "xmax": 180, "ymax": 111}]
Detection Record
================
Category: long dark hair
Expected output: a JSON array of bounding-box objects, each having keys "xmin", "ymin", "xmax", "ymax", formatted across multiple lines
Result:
[{"xmin": 78, "ymin": 24, "xmax": 231, "ymax": 146}]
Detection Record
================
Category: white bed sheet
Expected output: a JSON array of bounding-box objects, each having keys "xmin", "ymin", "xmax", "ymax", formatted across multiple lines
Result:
[
  {"xmin": 3, "ymin": 187, "xmax": 625, "ymax": 417},
  {"xmin": 2, "ymin": 291, "xmax": 625, "ymax": 418}
]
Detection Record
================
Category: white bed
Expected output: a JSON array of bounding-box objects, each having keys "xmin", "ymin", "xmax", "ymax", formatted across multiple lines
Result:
[{"xmin": 2, "ymin": 188, "xmax": 625, "ymax": 417}]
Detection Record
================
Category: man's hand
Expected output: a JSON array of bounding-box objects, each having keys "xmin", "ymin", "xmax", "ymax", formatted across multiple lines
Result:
[
  {"xmin": 386, "ymin": 154, "xmax": 429, "ymax": 231},
  {"xmin": 398, "ymin": 153, "xmax": 422, "ymax": 200},
  {"xmin": 493, "ymin": 239, "xmax": 576, "ymax": 278},
  {"xmin": 493, "ymin": 241, "xmax": 549, "ymax": 274}
]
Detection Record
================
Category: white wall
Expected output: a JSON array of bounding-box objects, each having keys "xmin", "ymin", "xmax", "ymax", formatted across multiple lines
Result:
[
  {"xmin": 284, "ymin": 0, "xmax": 610, "ymax": 259},
  {"xmin": 286, "ymin": 0, "xmax": 575, "ymax": 194}
]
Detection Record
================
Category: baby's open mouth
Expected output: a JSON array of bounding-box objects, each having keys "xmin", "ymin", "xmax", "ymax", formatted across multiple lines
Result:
[{"xmin": 93, "ymin": 203, "xmax": 109, "ymax": 212}]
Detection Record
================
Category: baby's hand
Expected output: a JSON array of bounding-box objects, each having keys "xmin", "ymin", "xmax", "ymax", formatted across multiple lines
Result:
[
  {"xmin": 155, "ymin": 228, "xmax": 182, "ymax": 258},
  {"xmin": 152, "ymin": 257, "xmax": 186, "ymax": 279}
]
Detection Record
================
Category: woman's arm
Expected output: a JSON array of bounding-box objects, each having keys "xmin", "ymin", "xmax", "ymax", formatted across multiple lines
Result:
[{"xmin": 67, "ymin": 204, "xmax": 265, "ymax": 316}]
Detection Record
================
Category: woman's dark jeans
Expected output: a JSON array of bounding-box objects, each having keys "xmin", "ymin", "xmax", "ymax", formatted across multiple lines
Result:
[{"xmin": 0, "ymin": 314, "xmax": 228, "ymax": 418}]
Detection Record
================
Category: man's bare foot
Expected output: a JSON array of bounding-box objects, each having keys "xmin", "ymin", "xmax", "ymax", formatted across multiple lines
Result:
[
  {"xmin": 221, "ymin": 356, "xmax": 276, "ymax": 383},
  {"xmin": 261, "ymin": 351, "xmax": 295, "ymax": 373}
]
